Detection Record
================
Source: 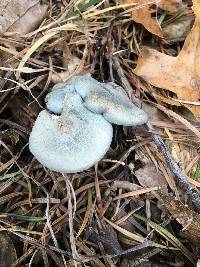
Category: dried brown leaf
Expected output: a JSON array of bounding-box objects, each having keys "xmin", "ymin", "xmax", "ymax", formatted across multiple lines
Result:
[
  {"xmin": 0, "ymin": 0, "xmax": 48, "ymax": 34},
  {"xmin": 119, "ymin": 0, "xmax": 182, "ymax": 37},
  {"xmin": 163, "ymin": 15, "xmax": 194, "ymax": 41},
  {"xmin": 126, "ymin": 0, "xmax": 163, "ymax": 37},
  {"xmin": 134, "ymin": 0, "xmax": 200, "ymax": 120},
  {"xmin": 135, "ymin": 158, "xmax": 168, "ymax": 191},
  {"xmin": 161, "ymin": 195, "xmax": 200, "ymax": 249},
  {"xmin": 158, "ymin": 0, "xmax": 183, "ymax": 12}
]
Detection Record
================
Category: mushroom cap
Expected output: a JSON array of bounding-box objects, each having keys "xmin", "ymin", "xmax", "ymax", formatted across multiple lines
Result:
[
  {"xmin": 30, "ymin": 75, "xmax": 148, "ymax": 173},
  {"xmin": 45, "ymin": 75, "xmax": 148, "ymax": 126},
  {"xmin": 45, "ymin": 83, "xmax": 73, "ymax": 114},
  {"xmin": 73, "ymin": 75, "xmax": 148, "ymax": 126},
  {"xmin": 29, "ymin": 92, "xmax": 113, "ymax": 173}
]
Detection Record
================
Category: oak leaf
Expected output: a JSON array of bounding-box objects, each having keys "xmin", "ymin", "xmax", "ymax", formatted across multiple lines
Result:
[
  {"xmin": 134, "ymin": 0, "xmax": 200, "ymax": 120},
  {"xmin": 124, "ymin": 0, "xmax": 163, "ymax": 37},
  {"xmin": 123, "ymin": 0, "xmax": 182, "ymax": 37}
]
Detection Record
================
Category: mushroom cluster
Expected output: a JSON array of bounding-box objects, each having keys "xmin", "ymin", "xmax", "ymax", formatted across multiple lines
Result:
[{"xmin": 29, "ymin": 75, "xmax": 148, "ymax": 173}]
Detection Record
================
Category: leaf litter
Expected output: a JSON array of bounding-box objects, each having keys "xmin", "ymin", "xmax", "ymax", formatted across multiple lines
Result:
[
  {"xmin": 0, "ymin": 0, "xmax": 200, "ymax": 266},
  {"xmin": 134, "ymin": 0, "xmax": 200, "ymax": 120}
]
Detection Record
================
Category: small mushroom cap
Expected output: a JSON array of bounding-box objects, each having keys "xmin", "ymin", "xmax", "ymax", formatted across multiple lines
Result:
[
  {"xmin": 29, "ymin": 92, "xmax": 113, "ymax": 173},
  {"xmin": 45, "ymin": 83, "xmax": 73, "ymax": 114},
  {"xmin": 73, "ymin": 75, "xmax": 148, "ymax": 126}
]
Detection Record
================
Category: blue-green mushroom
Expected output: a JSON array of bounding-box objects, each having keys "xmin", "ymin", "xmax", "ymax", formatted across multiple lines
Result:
[{"xmin": 29, "ymin": 75, "xmax": 148, "ymax": 173}]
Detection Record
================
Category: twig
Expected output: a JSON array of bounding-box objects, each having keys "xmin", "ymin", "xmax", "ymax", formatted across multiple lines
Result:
[
  {"xmin": 63, "ymin": 174, "xmax": 79, "ymax": 267},
  {"xmin": 28, "ymin": 249, "xmax": 38, "ymax": 267},
  {"xmin": 112, "ymin": 56, "xmax": 133, "ymax": 98},
  {"xmin": 148, "ymin": 125, "xmax": 200, "ymax": 211},
  {"xmin": 112, "ymin": 55, "xmax": 200, "ymax": 213}
]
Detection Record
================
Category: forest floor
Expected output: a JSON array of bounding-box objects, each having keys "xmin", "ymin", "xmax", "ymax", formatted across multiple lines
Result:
[{"xmin": 0, "ymin": 0, "xmax": 200, "ymax": 266}]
